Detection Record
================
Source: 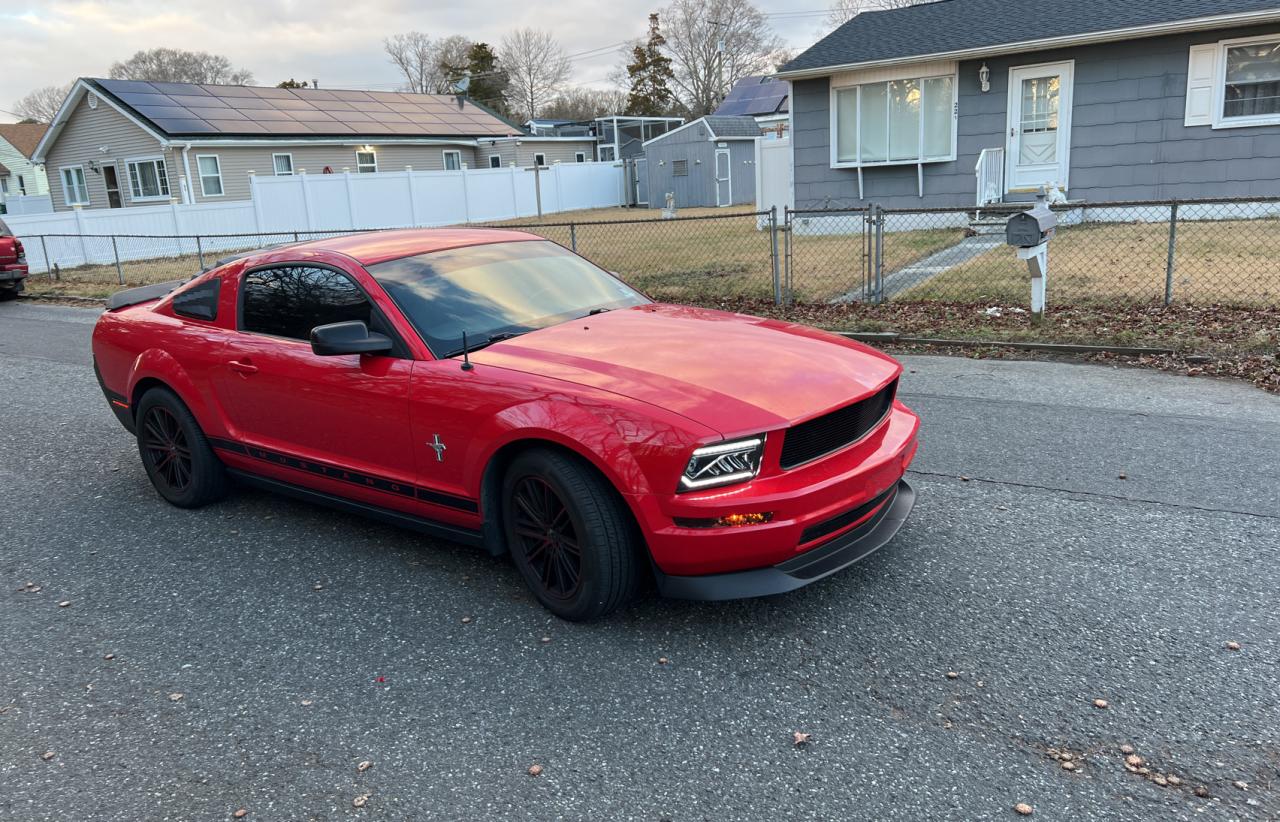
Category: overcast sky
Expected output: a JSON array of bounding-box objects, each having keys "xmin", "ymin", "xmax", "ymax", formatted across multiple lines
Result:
[{"xmin": 1, "ymin": 0, "xmax": 834, "ymax": 122}]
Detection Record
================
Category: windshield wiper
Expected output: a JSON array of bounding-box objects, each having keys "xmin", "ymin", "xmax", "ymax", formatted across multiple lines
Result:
[
  {"xmin": 444, "ymin": 331, "xmax": 527, "ymax": 359},
  {"xmin": 586, "ymin": 307, "xmax": 612, "ymax": 316}
]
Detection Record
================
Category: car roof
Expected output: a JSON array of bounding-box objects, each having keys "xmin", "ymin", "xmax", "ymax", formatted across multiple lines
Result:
[{"xmin": 286, "ymin": 228, "xmax": 545, "ymax": 267}]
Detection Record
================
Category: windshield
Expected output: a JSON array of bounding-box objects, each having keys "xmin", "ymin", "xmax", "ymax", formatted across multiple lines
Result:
[{"xmin": 368, "ymin": 240, "xmax": 648, "ymax": 357}]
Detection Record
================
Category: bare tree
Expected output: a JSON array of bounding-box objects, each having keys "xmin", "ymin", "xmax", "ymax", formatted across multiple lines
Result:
[
  {"xmin": 384, "ymin": 32, "xmax": 438, "ymax": 94},
  {"xmin": 500, "ymin": 28, "xmax": 572, "ymax": 121},
  {"xmin": 825, "ymin": 0, "xmax": 930, "ymax": 29},
  {"xmin": 12, "ymin": 84, "xmax": 72, "ymax": 123},
  {"xmin": 541, "ymin": 86, "xmax": 629, "ymax": 121},
  {"xmin": 661, "ymin": 0, "xmax": 783, "ymax": 117},
  {"xmin": 109, "ymin": 48, "xmax": 254, "ymax": 85}
]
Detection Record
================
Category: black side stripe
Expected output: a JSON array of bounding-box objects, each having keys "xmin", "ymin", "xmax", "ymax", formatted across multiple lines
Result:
[{"xmin": 208, "ymin": 437, "xmax": 478, "ymax": 513}]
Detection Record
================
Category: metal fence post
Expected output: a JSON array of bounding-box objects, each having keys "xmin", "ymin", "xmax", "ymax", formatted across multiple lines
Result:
[
  {"xmin": 39, "ymin": 236, "xmax": 52, "ymax": 280},
  {"xmin": 783, "ymin": 207, "xmax": 794, "ymax": 305},
  {"xmin": 570, "ymin": 222, "xmax": 577, "ymax": 253},
  {"xmin": 111, "ymin": 236, "xmax": 124, "ymax": 285},
  {"xmin": 874, "ymin": 206, "xmax": 885, "ymax": 304},
  {"xmin": 1164, "ymin": 201, "xmax": 1178, "ymax": 306},
  {"xmin": 196, "ymin": 235, "xmax": 206, "ymax": 270},
  {"xmin": 769, "ymin": 206, "xmax": 781, "ymax": 305},
  {"xmin": 293, "ymin": 231, "xmax": 300, "ymax": 242}
]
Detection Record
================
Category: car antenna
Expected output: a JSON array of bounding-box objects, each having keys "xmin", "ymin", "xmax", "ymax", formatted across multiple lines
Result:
[{"xmin": 460, "ymin": 331, "xmax": 474, "ymax": 371}]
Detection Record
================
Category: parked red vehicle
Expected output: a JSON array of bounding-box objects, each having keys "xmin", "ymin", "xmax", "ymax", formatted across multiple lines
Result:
[
  {"xmin": 93, "ymin": 229, "xmax": 920, "ymax": 620},
  {"xmin": 0, "ymin": 218, "xmax": 28, "ymax": 300}
]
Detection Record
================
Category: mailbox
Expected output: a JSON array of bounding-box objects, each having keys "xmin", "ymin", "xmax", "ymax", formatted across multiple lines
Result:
[{"xmin": 1005, "ymin": 199, "xmax": 1057, "ymax": 248}]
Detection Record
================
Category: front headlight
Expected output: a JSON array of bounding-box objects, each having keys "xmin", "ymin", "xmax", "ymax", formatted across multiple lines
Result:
[{"xmin": 679, "ymin": 436, "xmax": 765, "ymax": 492}]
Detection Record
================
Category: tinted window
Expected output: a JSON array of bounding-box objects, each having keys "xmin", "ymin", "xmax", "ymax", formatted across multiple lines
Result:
[
  {"xmin": 368, "ymin": 241, "xmax": 647, "ymax": 358},
  {"xmin": 241, "ymin": 266, "xmax": 371, "ymax": 340},
  {"xmin": 172, "ymin": 277, "xmax": 221, "ymax": 321}
]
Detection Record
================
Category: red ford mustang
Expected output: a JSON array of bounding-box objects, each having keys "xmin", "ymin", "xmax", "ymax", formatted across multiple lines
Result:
[{"xmin": 93, "ymin": 229, "xmax": 920, "ymax": 620}]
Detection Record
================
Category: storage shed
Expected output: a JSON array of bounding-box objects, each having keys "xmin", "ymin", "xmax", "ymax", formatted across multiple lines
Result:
[{"xmin": 641, "ymin": 116, "xmax": 759, "ymax": 208}]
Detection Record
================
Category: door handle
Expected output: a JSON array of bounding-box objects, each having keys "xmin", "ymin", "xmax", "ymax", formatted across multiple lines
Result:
[{"xmin": 228, "ymin": 359, "xmax": 258, "ymax": 375}]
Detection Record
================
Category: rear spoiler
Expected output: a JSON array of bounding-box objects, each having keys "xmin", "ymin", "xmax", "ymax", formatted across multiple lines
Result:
[{"xmin": 105, "ymin": 280, "xmax": 185, "ymax": 310}]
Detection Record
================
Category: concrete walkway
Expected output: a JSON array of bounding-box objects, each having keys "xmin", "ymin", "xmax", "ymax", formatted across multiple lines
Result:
[{"xmin": 833, "ymin": 232, "xmax": 1005, "ymax": 302}]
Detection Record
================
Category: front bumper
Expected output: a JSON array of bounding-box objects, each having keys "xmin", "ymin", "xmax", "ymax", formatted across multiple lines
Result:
[{"xmin": 653, "ymin": 479, "xmax": 916, "ymax": 600}]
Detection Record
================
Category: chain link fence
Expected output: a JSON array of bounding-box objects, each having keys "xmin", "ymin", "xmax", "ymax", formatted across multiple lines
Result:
[{"xmin": 15, "ymin": 197, "xmax": 1280, "ymax": 308}]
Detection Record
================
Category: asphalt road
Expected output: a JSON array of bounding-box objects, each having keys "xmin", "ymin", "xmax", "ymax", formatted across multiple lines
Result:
[{"xmin": 2, "ymin": 299, "xmax": 1278, "ymax": 821}]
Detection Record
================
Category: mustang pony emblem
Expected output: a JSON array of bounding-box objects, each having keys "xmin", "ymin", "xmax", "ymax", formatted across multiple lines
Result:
[{"xmin": 428, "ymin": 434, "xmax": 447, "ymax": 462}]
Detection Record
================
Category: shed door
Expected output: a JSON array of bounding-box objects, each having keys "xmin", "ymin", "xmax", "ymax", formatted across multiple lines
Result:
[
  {"xmin": 714, "ymin": 148, "xmax": 732, "ymax": 207},
  {"xmin": 1006, "ymin": 61, "xmax": 1074, "ymax": 194}
]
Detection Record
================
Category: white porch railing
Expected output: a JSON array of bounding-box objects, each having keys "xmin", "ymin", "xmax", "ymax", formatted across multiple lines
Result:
[{"xmin": 975, "ymin": 147, "xmax": 1005, "ymax": 207}]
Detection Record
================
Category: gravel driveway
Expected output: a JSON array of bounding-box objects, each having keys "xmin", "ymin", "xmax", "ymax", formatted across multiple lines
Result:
[{"xmin": 2, "ymin": 300, "xmax": 1277, "ymax": 821}]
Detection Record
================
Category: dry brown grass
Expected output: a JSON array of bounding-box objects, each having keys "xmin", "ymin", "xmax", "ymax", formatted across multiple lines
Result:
[{"xmin": 904, "ymin": 218, "xmax": 1280, "ymax": 306}]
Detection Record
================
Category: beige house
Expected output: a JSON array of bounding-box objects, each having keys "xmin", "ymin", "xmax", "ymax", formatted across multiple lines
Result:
[
  {"xmin": 33, "ymin": 79, "xmax": 597, "ymax": 212},
  {"xmin": 0, "ymin": 123, "xmax": 50, "ymax": 205}
]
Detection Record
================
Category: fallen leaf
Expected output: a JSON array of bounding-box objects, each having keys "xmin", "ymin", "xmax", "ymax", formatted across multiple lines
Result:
[
  {"xmin": 312, "ymin": 584, "xmax": 323, "ymax": 591},
  {"xmin": 1014, "ymin": 802, "xmax": 1033, "ymax": 816},
  {"xmin": 1225, "ymin": 641, "xmax": 1241, "ymax": 651},
  {"xmin": 357, "ymin": 760, "xmax": 373, "ymax": 773},
  {"xmin": 959, "ymin": 475, "xmax": 971, "ymax": 482},
  {"xmin": 1125, "ymin": 754, "xmax": 1144, "ymax": 767},
  {"xmin": 1059, "ymin": 752, "xmax": 1073, "ymax": 762},
  {"xmin": 1093, "ymin": 699, "xmax": 1108, "ymax": 709},
  {"xmin": 352, "ymin": 793, "xmax": 370, "ymax": 808},
  {"xmin": 1152, "ymin": 775, "xmax": 1168, "ymax": 786},
  {"xmin": 657, "ymin": 657, "xmax": 669, "ymax": 665},
  {"xmin": 1117, "ymin": 473, "xmax": 1127, "ymax": 480},
  {"xmin": 793, "ymin": 732, "xmax": 811, "ymax": 746},
  {"xmin": 233, "ymin": 810, "xmax": 248, "ymax": 819},
  {"xmin": 1167, "ymin": 775, "xmax": 1182, "ymax": 786},
  {"xmin": 540, "ymin": 636, "xmax": 551, "ymax": 644},
  {"xmin": 169, "ymin": 692, "xmax": 184, "ymax": 702},
  {"xmin": 461, "ymin": 616, "xmax": 473, "ymax": 624},
  {"xmin": 1119, "ymin": 744, "xmax": 1134, "ymax": 755},
  {"xmin": 945, "ymin": 671, "xmax": 959, "ymax": 679},
  {"xmin": 527, "ymin": 764, "xmax": 543, "ymax": 777},
  {"xmin": 300, "ymin": 699, "xmax": 313, "ymax": 706},
  {"xmin": 1194, "ymin": 786, "xmax": 1210, "ymax": 797},
  {"xmin": 103, "ymin": 653, "xmax": 115, "ymax": 661},
  {"xmin": 1061, "ymin": 761, "xmax": 1077, "ymax": 771},
  {"xmin": 58, "ymin": 601, "xmax": 71, "ymax": 608},
  {"xmin": 40, "ymin": 751, "xmax": 55, "ymax": 761},
  {"xmin": 1233, "ymin": 780, "xmax": 1248, "ymax": 790}
]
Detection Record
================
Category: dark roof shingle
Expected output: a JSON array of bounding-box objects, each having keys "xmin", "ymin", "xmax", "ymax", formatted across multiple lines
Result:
[
  {"xmin": 704, "ymin": 116, "xmax": 762, "ymax": 138},
  {"xmin": 782, "ymin": 0, "xmax": 1280, "ymax": 74}
]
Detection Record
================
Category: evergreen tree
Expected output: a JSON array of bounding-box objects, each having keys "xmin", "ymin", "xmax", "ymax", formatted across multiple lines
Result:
[
  {"xmin": 446, "ymin": 43, "xmax": 511, "ymax": 117},
  {"xmin": 625, "ymin": 14, "xmax": 677, "ymax": 116}
]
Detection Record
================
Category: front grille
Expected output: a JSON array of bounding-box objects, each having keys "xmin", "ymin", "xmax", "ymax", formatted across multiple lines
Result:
[{"xmin": 779, "ymin": 379, "xmax": 897, "ymax": 470}]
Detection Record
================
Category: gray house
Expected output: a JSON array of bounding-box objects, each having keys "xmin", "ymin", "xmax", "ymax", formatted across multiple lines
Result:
[
  {"xmin": 642, "ymin": 116, "xmax": 759, "ymax": 208},
  {"xmin": 32, "ymin": 78, "xmax": 596, "ymax": 212},
  {"xmin": 777, "ymin": 0, "xmax": 1280, "ymax": 209}
]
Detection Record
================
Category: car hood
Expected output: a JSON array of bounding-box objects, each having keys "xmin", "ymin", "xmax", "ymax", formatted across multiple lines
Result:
[{"xmin": 473, "ymin": 304, "xmax": 902, "ymax": 437}]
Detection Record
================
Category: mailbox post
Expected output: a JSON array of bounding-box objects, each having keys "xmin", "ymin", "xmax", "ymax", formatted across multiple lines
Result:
[{"xmin": 1005, "ymin": 192, "xmax": 1058, "ymax": 320}]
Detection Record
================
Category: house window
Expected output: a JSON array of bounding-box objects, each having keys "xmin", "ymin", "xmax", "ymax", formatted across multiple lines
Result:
[
  {"xmin": 443, "ymin": 150, "xmax": 463, "ymax": 170},
  {"xmin": 1224, "ymin": 37, "xmax": 1280, "ymax": 121},
  {"xmin": 0, "ymin": 177, "xmax": 8, "ymax": 195},
  {"xmin": 60, "ymin": 166, "xmax": 90, "ymax": 206},
  {"xmin": 355, "ymin": 150, "xmax": 378, "ymax": 173},
  {"xmin": 196, "ymin": 155, "xmax": 224, "ymax": 197},
  {"xmin": 575, "ymin": 151, "xmax": 586, "ymax": 163},
  {"xmin": 598, "ymin": 146, "xmax": 616, "ymax": 162},
  {"xmin": 273, "ymin": 153, "xmax": 294, "ymax": 175},
  {"xmin": 831, "ymin": 73, "xmax": 956, "ymax": 167},
  {"xmin": 672, "ymin": 159, "xmax": 689, "ymax": 176},
  {"xmin": 126, "ymin": 157, "xmax": 170, "ymax": 200},
  {"xmin": 17, "ymin": 175, "xmax": 26, "ymax": 195},
  {"xmin": 534, "ymin": 152, "xmax": 547, "ymax": 167},
  {"xmin": 489, "ymin": 155, "xmax": 502, "ymax": 168}
]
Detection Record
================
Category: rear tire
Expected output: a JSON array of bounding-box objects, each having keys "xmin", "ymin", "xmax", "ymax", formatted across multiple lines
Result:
[
  {"xmin": 135, "ymin": 387, "xmax": 228, "ymax": 508},
  {"xmin": 502, "ymin": 448, "xmax": 641, "ymax": 621}
]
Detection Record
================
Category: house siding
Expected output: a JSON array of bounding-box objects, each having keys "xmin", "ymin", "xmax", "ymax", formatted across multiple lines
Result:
[
  {"xmin": 186, "ymin": 144, "xmax": 481, "ymax": 203},
  {"xmin": 479, "ymin": 140, "xmax": 596, "ymax": 169},
  {"xmin": 793, "ymin": 24, "xmax": 1280, "ymax": 209},
  {"xmin": 0, "ymin": 140, "xmax": 50, "ymax": 200},
  {"xmin": 43, "ymin": 96, "xmax": 177, "ymax": 211}
]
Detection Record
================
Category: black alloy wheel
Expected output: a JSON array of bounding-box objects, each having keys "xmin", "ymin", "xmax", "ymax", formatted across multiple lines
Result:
[
  {"xmin": 141, "ymin": 406, "xmax": 193, "ymax": 495},
  {"xmin": 135, "ymin": 387, "xmax": 228, "ymax": 508},
  {"xmin": 509, "ymin": 475, "xmax": 583, "ymax": 600},
  {"xmin": 502, "ymin": 448, "xmax": 643, "ymax": 621}
]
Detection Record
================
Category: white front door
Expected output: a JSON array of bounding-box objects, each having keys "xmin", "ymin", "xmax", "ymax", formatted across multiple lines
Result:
[
  {"xmin": 1006, "ymin": 61, "xmax": 1074, "ymax": 194},
  {"xmin": 714, "ymin": 148, "xmax": 732, "ymax": 207}
]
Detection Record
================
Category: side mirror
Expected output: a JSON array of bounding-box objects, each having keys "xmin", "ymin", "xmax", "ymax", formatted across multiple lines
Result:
[{"xmin": 310, "ymin": 320, "xmax": 393, "ymax": 356}]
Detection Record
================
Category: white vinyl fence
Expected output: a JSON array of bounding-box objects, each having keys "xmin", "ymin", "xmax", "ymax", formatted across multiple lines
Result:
[
  {"xmin": 5, "ymin": 163, "xmax": 627, "ymax": 273},
  {"xmin": 1, "ymin": 194, "xmax": 53, "ymax": 216}
]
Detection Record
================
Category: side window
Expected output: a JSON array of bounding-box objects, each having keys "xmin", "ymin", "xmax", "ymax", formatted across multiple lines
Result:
[
  {"xmin": 172, "ymin": 277, "xmax": 221, "ymax": 321},
  {"xmin": 240, "ymin": 266, "xmax": 372, "ymax": 341}
]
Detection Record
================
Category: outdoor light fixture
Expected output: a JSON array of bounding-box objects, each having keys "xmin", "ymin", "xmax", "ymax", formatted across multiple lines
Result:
[{"xmin": 979, "ymin": 62, "xmax": 991, "ymax": 93}]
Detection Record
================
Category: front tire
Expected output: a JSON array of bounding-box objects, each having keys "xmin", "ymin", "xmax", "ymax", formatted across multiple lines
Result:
[
  {"xmin": 502, "ymin": 449, "xmax": 642, "ymax": 621},
  {"xmin": 135, "ymin": 387, "xmax": 228, "ymax": 508}
]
